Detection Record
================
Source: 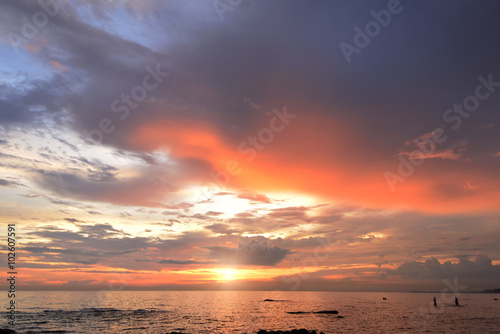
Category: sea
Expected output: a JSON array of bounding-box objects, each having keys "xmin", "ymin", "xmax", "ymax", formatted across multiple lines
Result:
[{"xmin": 1, "ymin": 291, "xmax": 499, "ymax": 333}]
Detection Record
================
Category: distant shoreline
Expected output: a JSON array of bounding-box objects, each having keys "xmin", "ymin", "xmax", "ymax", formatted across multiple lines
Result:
[
  {"xmin": 478, "ymin": 288, "xmax": 500, "ymax": 294},
  {"xmin": 409, "ymin": 289, "xmax": 500, "ymax": 294}
]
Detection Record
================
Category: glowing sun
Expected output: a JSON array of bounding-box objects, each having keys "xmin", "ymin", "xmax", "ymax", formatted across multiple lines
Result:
[{"xmin": 221, "ymin": 268, "xmax": 236, "ymax": 281}]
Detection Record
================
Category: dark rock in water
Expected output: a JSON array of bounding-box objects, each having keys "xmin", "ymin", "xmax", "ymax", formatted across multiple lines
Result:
[
  {"xmin": 287, "ymin": 310, "xmax": 339, "ymax": 315},
  {"xmin": 383, "ymin": 297, "xmax": 387, "ymax": 300},
  {"xmin": 263, "ymin": 299, "xmax": 287, "ymax": 302},
  {"xmin": 0, "ymin": 329, "xmax": 16, "ymax": 334},
  {"xmin": 313, "ymin": 310, "xmax": 339, "ymax": 314},
  {"xmin": 287, "ymin": 311, "xmax": 309, "ymax": 314},
  {"xmin": 337, "ymin": 315, "xmax": 344, "ymax": 318},
  {"xmin": 494, "ymin": 298, "xmax": 498, "ymax": 300}
]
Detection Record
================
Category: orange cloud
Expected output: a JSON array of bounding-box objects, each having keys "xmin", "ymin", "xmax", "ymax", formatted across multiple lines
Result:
[
  {"xmin": 49, "ymin": 60, "xmax": 68, "ymax": 72},
  {"xmin": 26, "ymin": 37, "xmax": 46, "ymax": 53},
  {"xmin": 127, "ymin": 110, "xmax": 500, "ymax": 214},
  {"xmin": 398, "ymin": 139, "xmax": 468, "ymax": 161},
  {"xmin": 26, "ymin": 44, "xmax": 39, "ymax": 53}
]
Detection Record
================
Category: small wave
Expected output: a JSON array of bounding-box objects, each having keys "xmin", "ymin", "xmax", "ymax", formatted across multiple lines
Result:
[
  {"xmin": 25, "ymin": 331, "xmax": 70, "ymax": 334},
  {"xmin": 79, "ymin": 308, "xmax": 121, "ymax": 312},
  {"xmin": 286, "ymin": 310, "xmax": 339, "ymax": 315}
]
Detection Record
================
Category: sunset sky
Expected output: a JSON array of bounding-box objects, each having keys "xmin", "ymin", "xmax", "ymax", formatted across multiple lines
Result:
[{"xmin": 1, "ymin": 0, "xmax": 500, "ymax": 292}]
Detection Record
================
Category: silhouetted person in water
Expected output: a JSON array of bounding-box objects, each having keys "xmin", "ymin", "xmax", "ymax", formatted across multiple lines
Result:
[
  {"xmin": 433, "ymin": 297, "xmax": 437, "ymax": 306},
  {"xmin": 455, "ymin": 296, "xmax": 459, "ymax": 306}
]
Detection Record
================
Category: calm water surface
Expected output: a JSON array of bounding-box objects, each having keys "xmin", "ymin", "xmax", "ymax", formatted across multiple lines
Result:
[{"xmin": 1, "ymin": 291, "xmax": 499, "ymax": 333}]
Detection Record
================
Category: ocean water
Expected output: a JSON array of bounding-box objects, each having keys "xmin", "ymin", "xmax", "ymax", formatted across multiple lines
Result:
[{"xmin": 1, "ymin": 291, "xmax": 499, "ymax": 333}]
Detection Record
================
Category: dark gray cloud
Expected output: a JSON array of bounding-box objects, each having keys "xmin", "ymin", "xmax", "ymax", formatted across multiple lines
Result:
[
  {"xmin": 387, "ymin": 254, "xmax": 500, "ymax": 281},
  {"xmin": 205, "ymin": 223, "xmax": 239, "ymax": 235},
  {"xmin": 206, "ymin": 240, "xmax": 292, "ymax": 266},
  {"xmin": 63, "ymin": 217, "xmax": 81, "ymax": 223},
  {"xmin": 205, "ymin": 211, "xmax": 223, "ymax": 216},
  {"xmin": 179, "ymin": 213, "xmax": 211, "ymax": 220},
  {"xmin": 78, "ymin": 223, "xmax": 130, "ymax": 237},
  {"xmin": 24, "ymin": 224, "xmax": 151, "ymax": 267},
  {"xmin": 1, "ymin": 0, "xmax": 500, "ymax": 161},
  {"xmin": 267, "ymin": 206, "xmax": 311, "ymax": 221},
  {"xmin": 34, "ymin": 169, "xmax": 177, "ymax": 207},
  {"xmin": 158, "ymin": 259, "xmax": 205, "ymax": 265},
  {"xmin": 0, "ymin": 178, "xmax": 24, "ymax": 187},
  {"xmin": 23, "ymin": 244, "xmax": 139, "ymax": 267}
]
